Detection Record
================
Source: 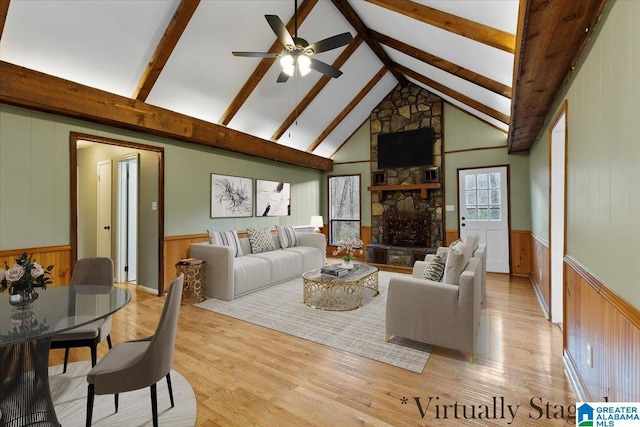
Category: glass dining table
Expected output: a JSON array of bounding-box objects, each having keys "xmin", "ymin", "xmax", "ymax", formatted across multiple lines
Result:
[{"xmin": 0, "ymin": 285, "xmax": 131, "ymax": 427}]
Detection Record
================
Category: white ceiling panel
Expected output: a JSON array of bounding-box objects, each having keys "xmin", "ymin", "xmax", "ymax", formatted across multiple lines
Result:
[
  {"xmin": 415, "ymin": 1, "xmax": 519, "ymax": 34},
  {"xmin": 145, "ymin": 1, "xmax": 294, "ymax": 123},
  {"xmin": 387, "ymin": 49, "xmax": 512, "ymax": 117},
  {"xmin": 350, "ymin": 1, "xmax": 514, "ymax": 86},
  {"xmin": 276, "ymin": 45, "xmax": 384, "ymax": 151},
  {"xmin": 313, "ymin": 72, "xmax": 398, "ymax": 158},
  {"xmin": 0, "ymin": 0, "xmax": 178, "ymax": 97}
]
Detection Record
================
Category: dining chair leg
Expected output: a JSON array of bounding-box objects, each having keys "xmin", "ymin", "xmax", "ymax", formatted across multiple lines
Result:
[
  {"xmin": 106, "ymin": 334, "xmax": 113, "ymax": 349},
  {"xmin": 90, "ymin": 343, "xmax": 97, "ymax": 367},
  {"xmin": 150, "ymin": 383, "xmax": 159, "ymax": 427},
  {"xmin": 166, "ymin": 373, "xmax": 174, "ymax": 407},
  {"xmin": 115, "ymin": 393, "xmax": 119, "ymax": 413},
  {"xmin": 63, "ymin": 347, "xmax": 70, "ymax": 373},
  {"xmin": 86, "ymin": 383, "xmax": 95, "ymax": 427}
]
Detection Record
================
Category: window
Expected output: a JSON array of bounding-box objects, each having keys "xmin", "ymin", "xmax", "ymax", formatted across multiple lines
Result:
[
  {"xmin": 328, "ymin": 175, "xmax": 361, "ymax": 245},
  {"xmin": 464, "ymin": 172, "xmax": 501, "ymax": 221}
]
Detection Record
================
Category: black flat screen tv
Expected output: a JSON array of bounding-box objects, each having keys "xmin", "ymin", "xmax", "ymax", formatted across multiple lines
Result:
[{"xmin": 377, "ymin": 127, "xmax": 434, "ymax": 169}]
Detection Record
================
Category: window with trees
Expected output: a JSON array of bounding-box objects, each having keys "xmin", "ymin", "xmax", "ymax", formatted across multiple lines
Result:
[{"xmin": 328, "ymin": 174, "xmax": 361, "ymax": 245}]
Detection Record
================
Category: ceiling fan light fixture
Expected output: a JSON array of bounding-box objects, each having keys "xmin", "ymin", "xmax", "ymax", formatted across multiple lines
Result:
[
  {"xmin": 298, "ymin": 55, "xmax": 311, "ymax": 76},
  {"xmin": 280, "ymin": 54, "xmax": 295, "ymax": 76}
]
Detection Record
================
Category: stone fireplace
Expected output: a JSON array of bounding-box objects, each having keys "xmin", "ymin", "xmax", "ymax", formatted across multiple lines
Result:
[{"xmin": 367, "ymin": 83, "xmax": 444, "ymax": 267}]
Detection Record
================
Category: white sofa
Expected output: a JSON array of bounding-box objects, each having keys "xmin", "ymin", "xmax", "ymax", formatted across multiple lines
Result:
[{"xmin": 190, "ymin": 231, "xmax": 326, "ymax": 301}]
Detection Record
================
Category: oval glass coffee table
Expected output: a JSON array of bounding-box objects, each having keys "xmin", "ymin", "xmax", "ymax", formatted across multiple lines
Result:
[{"xmin": 302, "ymin": 264, "xmax": 379, "ymax": 311}]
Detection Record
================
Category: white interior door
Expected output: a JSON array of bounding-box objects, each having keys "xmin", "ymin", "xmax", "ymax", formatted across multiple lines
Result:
[
  {"xmin": 459, "ymin": 166, "xmax": 510, "ymax": 273},
  {"xmin": 117, "ymin": 156, "xmax": 138, "ymax": 283},
  {"xmin": 97, "ymin": 160, "xmax": 112, "ymax": 258}
]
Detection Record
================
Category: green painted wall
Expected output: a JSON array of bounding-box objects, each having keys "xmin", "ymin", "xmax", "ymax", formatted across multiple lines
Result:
[
  {"xmin": 528, "ymin": 0, "xmax": 639, "ymax": 308},
  {"xmin": 528, "ymin": 133, "xmax": 549, "ymax": 242},
  {"xmin": 443, "ymin": 105, "xmax": 531, "ymax": 231},
  {"xmin": 0, "ymin": 104, "xmax": 323, "ymax": 288}
]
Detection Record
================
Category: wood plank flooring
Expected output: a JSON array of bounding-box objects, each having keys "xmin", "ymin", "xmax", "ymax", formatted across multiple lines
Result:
[{"xmin": 49, "ymin": 271, "xmax": 577, "ymax": 426}]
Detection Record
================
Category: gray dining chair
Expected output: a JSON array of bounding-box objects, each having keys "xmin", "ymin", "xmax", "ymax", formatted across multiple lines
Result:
[
  {"xmin": 50, "ymin": 257, "xmax": 114, "ymax": 373},
  {"xmin": 85, "ymin": 274, "xmax": 184, "ymax": 427}
]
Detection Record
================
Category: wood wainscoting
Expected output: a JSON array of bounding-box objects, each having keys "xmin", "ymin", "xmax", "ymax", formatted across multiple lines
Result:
[
  {"xmin": 163, "ymin": 233, "xmax": 209, "ymax": 289},
  {"xmin": 530, "ymin": 233, "xmax": 550, "ymax": 318},
  {"xmin": 564, "ymin": 257, "xmax": 640, "ymax": 402},
  {"xmin": 0, "ymin": 245, "xmax": 72, "ymax": 287}
]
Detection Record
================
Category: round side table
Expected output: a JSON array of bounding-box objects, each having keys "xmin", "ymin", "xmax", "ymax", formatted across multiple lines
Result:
[{"xmin": 175, "ymin": 261, "xmax": 206, "ymax": 302}]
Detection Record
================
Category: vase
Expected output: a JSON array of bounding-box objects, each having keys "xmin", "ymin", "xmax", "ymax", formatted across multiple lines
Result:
[
  {"xmin": 9, "ymin": 289, "xmax": 38, "ymax": 310},
  {"xmin": 341, "ymin": 260, "xmax": 354, "ymax": 269}
]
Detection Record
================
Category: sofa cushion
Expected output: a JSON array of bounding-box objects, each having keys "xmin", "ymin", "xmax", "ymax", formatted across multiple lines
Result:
[
  {"xmin": 442, "ymin": 248, "xmax": 467, "ymax": 285},
  {"xmin": 252, "ymin": 250, "xmax": 302, "ymax": 283},
  {"xmin": 284, "ymin": 246, "xmax": 324, "ymax": 272},
  {"xmin": 248, "ymin": 227, "xmax": 277, "ymax": 254},
  {"xmin": 208, "ymin": 230, "xmax": 243, "ymax": 257},
  {"xmin": 422, "ymin": 250, "xmax": 446, "ymax": 281},
  {"xmin": 276, "ymin": 225, "xmax": 298, "ymax": 248},
  {"xmin": 233, "ymin": 256, "xmax": 271, "ymax": 297}
]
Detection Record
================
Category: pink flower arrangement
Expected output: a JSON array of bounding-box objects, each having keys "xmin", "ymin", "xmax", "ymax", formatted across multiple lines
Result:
[
  {"xmin": 0, "ymin": 253, "xmax": 54, "ymax": 294},
  {"xmin": 332, "ymin": 238, "xmax": 364, "ymax": 263}
]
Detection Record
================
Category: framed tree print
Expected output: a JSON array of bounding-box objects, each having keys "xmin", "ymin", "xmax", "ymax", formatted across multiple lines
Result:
[
  {"xmin": 256, "ymin": 179, "xmax": 290, "ymax": 216},
  {"xmin": 210, "ymin": 174, "xmax": 253, "ymax": 218}
]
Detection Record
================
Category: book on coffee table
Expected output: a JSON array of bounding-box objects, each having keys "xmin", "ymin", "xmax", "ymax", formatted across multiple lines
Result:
[
  {"xmin": 177, "ymin": 257, "xmax": 204, "ymax": 265},
  {"xmin": 320, "ymin": 265, "xmax": 349, "ymax": 277}
]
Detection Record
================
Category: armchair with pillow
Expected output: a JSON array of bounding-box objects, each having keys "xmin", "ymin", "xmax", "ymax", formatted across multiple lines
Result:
[{"xmin": 385, "ymin": 236, "xmax": 484, "ymax": 362}]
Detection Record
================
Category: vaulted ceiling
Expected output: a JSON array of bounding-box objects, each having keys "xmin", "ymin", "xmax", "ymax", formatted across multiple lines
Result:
[{"xmin": 0, "ymin": 0, "xmax": 607, "ymax": 170}]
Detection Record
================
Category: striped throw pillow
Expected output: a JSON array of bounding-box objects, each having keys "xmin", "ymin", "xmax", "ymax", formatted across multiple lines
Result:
[
  {"xmin": 276, "ymin": 225, "xmax": 298, "ymax": 249},
  {"xmin": 248, "ymin": 227, "xmax": 277, "ymax": 254},
  {"xmin": 207, "ymin": 230, "xmax": 243, "ymax": 257},
  {"xmin": 422, "ymin": 250, "xmax": 447, "ymax": 281}
]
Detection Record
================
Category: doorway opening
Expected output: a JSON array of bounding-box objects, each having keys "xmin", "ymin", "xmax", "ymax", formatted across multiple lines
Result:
[
  {"xmin": 70, "ymin": 133, "xmax": 165, "ymax": 295},
  {"xmin": 549, "ymin": 101, "xmax": 568, "ymax": 326}
]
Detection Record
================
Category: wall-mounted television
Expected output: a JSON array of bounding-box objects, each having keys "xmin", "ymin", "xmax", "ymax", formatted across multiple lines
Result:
[{"xmin": 377, "ymin": 127, "xmax": 434, "ymax": 169}]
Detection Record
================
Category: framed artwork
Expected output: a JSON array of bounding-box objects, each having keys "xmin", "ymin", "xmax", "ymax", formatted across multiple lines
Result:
[
  {"xmin": 256, "ymin": 179, "xmax": 290, "ymax": 216},
  {"xmin": 210, "ymin": 174, "xmax": 253, "ymax": 218}
]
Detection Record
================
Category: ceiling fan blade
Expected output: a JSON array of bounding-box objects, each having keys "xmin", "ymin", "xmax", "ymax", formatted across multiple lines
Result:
[
  {"xmin": 306, "ymin": 32, "xmax": 354, "ymax": 54},
  {"xmin": 309, "ymin": 57, "xmax": 342, "ymax": 78},
  {"xmin": 265, "ymin": 15, "xmax": 295, "ymax": 50},
  {"xmin": 277, "ymin": 70, "xmax": 290, "ymax": 83},
  {"xmin": 232, "ymin": 51, "xmax": 279, "ymax": 58}
]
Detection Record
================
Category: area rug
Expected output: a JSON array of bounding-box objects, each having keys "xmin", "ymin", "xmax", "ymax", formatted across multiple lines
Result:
[
  {"xmin": 49, "ymin": 361, "xmax": 197, "ymax": 426},
  {"xmin": 195, "ymin": 271, "xmax": 431, "ymax": 373}
]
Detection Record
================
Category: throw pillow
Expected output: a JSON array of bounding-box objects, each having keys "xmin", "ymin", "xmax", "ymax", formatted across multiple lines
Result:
[
  {"xmin": 422, "ymin": 250, "xmax": 447, "ymax": 281},
  {"xmin": 465, "ymin": 234, "xmax": 480, "ymax": 252},
  {"xmin": 454, "ymin": 241, "xmax": 474, "ymax": 263},
  {"xmin": 248, "ymin": 227, "xmax": 277, "ymax": 254},
  {"xmin": 207, "ymin": 230, "xmax": 243, "ymax": 257},
  {"xmin": 441, "ymin": 248, "xmax": 467, "ymax": 285},
  {"xmin": 276, "ymin": 225, "xmax": 298, "ymax": 249}
]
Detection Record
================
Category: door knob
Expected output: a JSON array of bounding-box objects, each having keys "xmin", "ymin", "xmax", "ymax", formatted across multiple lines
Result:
[{"xmin": 104, "ymin": 226, "xmax": 110, "ymax": 230}]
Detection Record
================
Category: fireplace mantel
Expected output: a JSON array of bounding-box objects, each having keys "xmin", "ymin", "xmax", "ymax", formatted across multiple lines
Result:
[{"xmin": 367, "ymin": 183, "xmax": 440, "ymax": 201}]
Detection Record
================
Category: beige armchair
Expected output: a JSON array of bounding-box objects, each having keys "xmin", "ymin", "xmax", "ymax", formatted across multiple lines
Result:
[
  {"xmin": 385, "ymin": 256, "xmax": 482, "ymax": 362},
  {"xmin": 86, "ymin": 274, "xmax": 184, "ymax": 427}
]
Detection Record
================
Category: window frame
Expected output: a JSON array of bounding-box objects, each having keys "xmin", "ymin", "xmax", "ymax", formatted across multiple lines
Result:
[{"xmin": 327, "ymin": 174, "xmax": 362, "ymax": 246}]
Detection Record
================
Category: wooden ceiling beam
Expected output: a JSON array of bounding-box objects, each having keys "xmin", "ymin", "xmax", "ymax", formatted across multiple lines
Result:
[
  {"xmin": 330, "ymin": 0, "xmax": 407, "ymax": 86},
  {"xmin": 133, "ymin": 0, "xmax": 200, "ymax": 102},
  {"xmin": 219, "ymin": 0, "xmax": 318, "ymax": 126},
  {"xmin": 0, "ymin": 61, "xmax": 332, "ymax": 171},
  {"xmin": 508, "ymin": 0, "xmax": 608, "ymax": 152},
  {"xmin": 395, "ymin": 62, "xmax": 510, "ymax": 125},
  {"xmin": 306, "ymin": 66, "xmax": 388, "ymax": 153},
  {"xmin": 271, "ymin": 36, "xmax": 364, "ymax": 142},
  {"xmin": 367, "ymin": 29, "xmax": 512, "ymax": 98},
  {"xmin": 366, "ymin": 0, "xmax": 515, "ymax": 54},
  {"xmin": 0, "ymin": 0, "xmax": 10, "ymax": 40}
]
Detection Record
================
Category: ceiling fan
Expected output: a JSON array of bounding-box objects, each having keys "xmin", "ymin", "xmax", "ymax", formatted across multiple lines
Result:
[{"xmin": 232, "ymin": 0, "xmax": 354, "ymax": 83}]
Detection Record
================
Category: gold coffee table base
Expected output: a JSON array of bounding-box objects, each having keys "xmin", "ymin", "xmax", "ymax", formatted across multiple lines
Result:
[{"xmin": 302, "ymin": 265, "xmax": 379, "ymax": 311}]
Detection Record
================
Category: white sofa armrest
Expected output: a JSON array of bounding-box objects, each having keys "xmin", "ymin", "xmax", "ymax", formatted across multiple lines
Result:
[
  {"xmin": 190, "ymin": 242, "xmax": 235, "ymax": 300},
  {"xmin": 296, "ymin": 232, "xmax": 327, "ymax": 252},
  {"xmin": 412, "ymin": 254, "xmax": 436, "ymax": 278}
]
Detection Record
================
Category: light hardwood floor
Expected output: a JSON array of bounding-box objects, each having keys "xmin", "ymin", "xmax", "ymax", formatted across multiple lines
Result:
[{"xmin": 50, "ymin": 270, "xmax": 577, "ymax": 426}]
